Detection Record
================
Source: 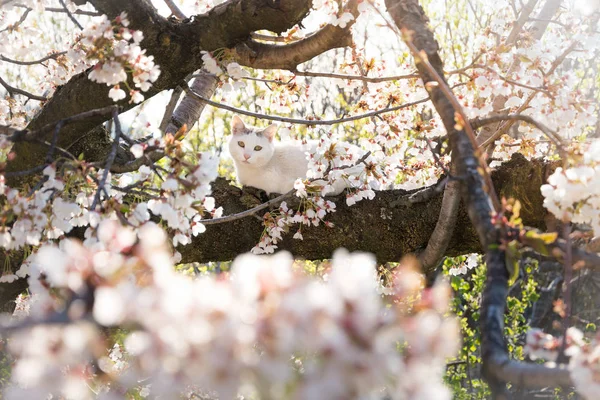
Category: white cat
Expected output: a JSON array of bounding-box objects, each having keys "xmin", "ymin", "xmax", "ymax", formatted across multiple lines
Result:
[{"xmin": 228, "ymin": 115, "xmax": 349, "ymax": 196}]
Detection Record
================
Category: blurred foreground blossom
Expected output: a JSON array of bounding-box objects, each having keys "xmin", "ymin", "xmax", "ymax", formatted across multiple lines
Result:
[{"xmin": 2, "ymin": 221, "xmax": 459, "ymax": 399}]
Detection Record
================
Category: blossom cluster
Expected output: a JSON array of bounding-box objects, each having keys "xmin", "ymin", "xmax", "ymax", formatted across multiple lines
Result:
[
  {"xmin": 524, "ymin": 327, "xmax": 600, "ymax": 400},
  {"xmin": 251, "ymin": 135, "xmax": 390, "ymax": 254},
  {"xmin": 524, "ymin": 327, "xmax": 583, "ymax": 362},
  {"xmin": 540, "ymin": 141, "xmax": 600, "ymax": 235},
  {"xmin": 4, "ymin": 220, "xmax": 459, "ymax": 399},
  {"xmin": 72, "ymin": 12, "xmax": 160, "ymax": 103},
  {"xmin": 201, "ymin": 51, "xmax": 250, "ymax": 93},
  {"xmin": 305, "ymin": 136, "xmax": 381, "ymax": 203},
  {"xmin": 570, "ymin": 331, "xmax": 600, "ymax": 400},
  {"xmin": 448, "ymin": 254, "xmax": 480, "ymax": 276},
  {"xmin": 311, "ymin": 0, "xmax": 361, "ymax": 28},
  {"xmin": 0, "ymin": 132, "xmax": 220, "ymax": 283},
  {"xmin": 146, "ymin": 150, "xmax": 221, "ymax": 247},
  {"xmin": 252, "ymin": 198, "xmax": 337, "ymax": 254}
]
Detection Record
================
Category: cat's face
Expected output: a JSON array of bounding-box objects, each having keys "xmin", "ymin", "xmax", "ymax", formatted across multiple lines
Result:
[{"xmin": 228, "ymin": 115, "xmax": 277, "ymax": 167}]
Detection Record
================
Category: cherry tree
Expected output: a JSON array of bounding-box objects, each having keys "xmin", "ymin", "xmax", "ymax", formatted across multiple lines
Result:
[{"xmin": 0, "ymin": 0, "xmax": 599, "ymax": 398}]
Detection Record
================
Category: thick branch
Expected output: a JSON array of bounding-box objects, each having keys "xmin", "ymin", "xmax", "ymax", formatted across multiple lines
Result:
[
  {"xmin": 506, "ymin": 0, "xmax": 539, "ymax": 44},
  {"xmin": 165, "ymin": 73, "xmax": 218, "ymax": 134},
  {"xmin": 233, "ymin": 25, "xmax": 353, "ymax": 70},
  {"xmin": 233, "ymin": 0, "xmax": 358, "ymax": 70},
  {"xmin": 179, "ymin": 154, "xmax": 551, "ymax": 263}
]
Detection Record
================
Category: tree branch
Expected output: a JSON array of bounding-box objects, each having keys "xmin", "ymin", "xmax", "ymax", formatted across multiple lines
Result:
[
  {"xmin": 417, "ymin": 164, "xmax": 461, "ymax": 274},
  {"xmin": 472, "ymin": 113, "xmax": 566, "ymax": 154},
  {"xmin": 0, "ymin": 75, "xmax": 47, "ymax": 101},
  {"xmin": 233, "ymin": 0, "xmax": 359, "ymax": 70},
  {"xmin": 506, "ymin": 0, "xmax": 539, "ymax": 44},
  {"xmin": 178, "ymin": 154, "xmax": 551, "ymax": 263},
  {"xmin": 293, "ymin": 69, "xmax": 419, "ymax": 83},
  {"xmin": 0, "ymin": 51, "xmax": 67, "ymax": 66},
  {"xmin": 182, "ymin": 83, "xmax": 430, "ymax": 125},
  {"xmin": 162, "ymin": 0, "xmax": 186, "ymax": 19}
]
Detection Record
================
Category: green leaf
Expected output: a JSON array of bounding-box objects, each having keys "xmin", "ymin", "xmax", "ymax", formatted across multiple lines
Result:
[
  {"xmin": 586, "ymin": 323, "xmax": 597, "ymax": 332},
  {"xmin": 505, "ymin": 240, "xmax": 520, "ymax": 285},
  {"xmin": 523, "ymin": 230, "xmax": 558, "ymax": 256},
  {"xmin": 518, "ymin": 55, "xmax": 532, "ymax": 63},
  {"xmin": 525, "ymin": 230, "xmax": 558, "ymax": 244}
]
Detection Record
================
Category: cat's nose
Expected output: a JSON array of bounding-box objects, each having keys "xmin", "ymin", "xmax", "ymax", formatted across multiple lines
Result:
[{"xmin": 243, "ymin": 154, "xmax": 251, "ymax": 160}]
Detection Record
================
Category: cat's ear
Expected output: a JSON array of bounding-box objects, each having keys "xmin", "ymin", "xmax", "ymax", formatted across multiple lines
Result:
[
  {"xmin": 262, "ymin": 124, "xmax": 278, "ymax": 142},
  {"xmin": 231, "ymin": 115, "xmax": 246, "ymax": 135}
]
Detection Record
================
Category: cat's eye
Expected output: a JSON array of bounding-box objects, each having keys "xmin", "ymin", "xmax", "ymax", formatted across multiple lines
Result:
[
  {"xmin": 237, "ymin": 141, "xmax": 245, "ymax": 148},
  {"xmin": 254, "ymin": 145, "xmax": 262, "ymax": 151}
]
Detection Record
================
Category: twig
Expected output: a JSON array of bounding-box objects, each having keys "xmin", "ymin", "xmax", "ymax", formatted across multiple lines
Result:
[
  {"xmin": 34, "ymin": 138, "xmax": 77, "ymax": 160},
  {"xmin": 182, "ymin": 82, "xmax": 430, "ymax": 125},
  {"xmin": 0, "ymin": 6, "xmax": 30, "ymax": 34},
  {"xmin": 110, "ymin": 150, "xmax": 165, "ymax": 173},
  {"xmin": 162, "ymin": 0, "xmax": 187, "ymax": 19},
  {"xmin": 58, "ymin": 0, "xmax": 83, "ymax": 29},
  {"xmin": 11, "ymin": 3, "xmax": 101, "ymax": 16},
  {"xmin": 45, "ymin": 121, "xmax": 64, "ymax": 163},
  {"xmin": 469, "ymin": 63, "xmax": 552, "ymax": 96},
  {"xmin": 2, "ymin": 164, "xmax": 47, "ymax": 178},
  {"xmin": 292, "ymin": 68, "xmax": 419, "ymax": 83},
  {"xmin": 0, "ymin": 51, "xmax": 67, "ymax": 66},
  {"xmin": 91, "ymin": 109, "xmax": 122, "ymax": 210},
  {"xmin": 0, "ymin": 75, "xmax": 47, "ymax": 101},
  {"xmin": 240, "ymin": 76, "xmax": 294, "ymax": 85},
  {"xmin": 471, "ymin": 113, "xmax": 567, "ymax": 156},
  {"xmin": 9, "ymin": 106, "xmax": 117, "ymax": 143},
  {"xmin": 250, "ymin": 32, "xmax": 289, "ymax": 42},
  {"xmin": 41, "ymin": 6, "xmax": 101, "ymax": 16},
  {"xmin": 202, "ymin": 190, "xmax": 294, "ymax": 226}
]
